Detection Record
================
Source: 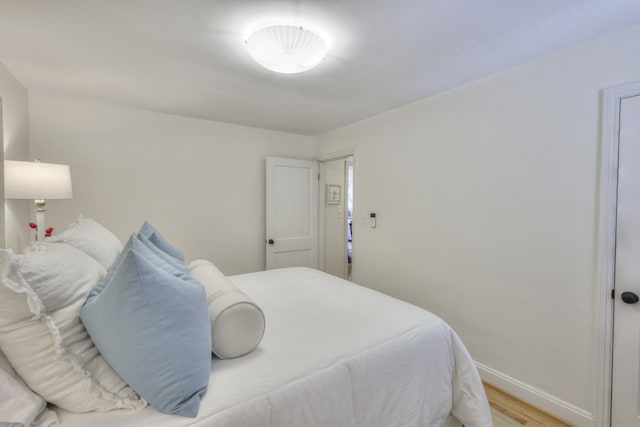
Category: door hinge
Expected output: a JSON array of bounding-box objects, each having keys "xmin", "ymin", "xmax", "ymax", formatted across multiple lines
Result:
[{"xmin": 611, "ymin": 289, "xmax": 615, "ymax": 300}]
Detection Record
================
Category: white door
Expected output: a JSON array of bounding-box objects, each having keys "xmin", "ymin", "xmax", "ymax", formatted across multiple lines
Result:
[
  {"xmin": 612, "ymin": 94, "xmax": 640, "ymax": 427},
  {"xmin": 265, "ymin": 157, "xmax": 318, "ymax": 270}
]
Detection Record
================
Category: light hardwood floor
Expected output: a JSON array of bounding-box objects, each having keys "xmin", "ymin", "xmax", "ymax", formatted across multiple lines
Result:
[{"xmin": 484, "ymin": 382, "xmax": 575, "ymax": 427}]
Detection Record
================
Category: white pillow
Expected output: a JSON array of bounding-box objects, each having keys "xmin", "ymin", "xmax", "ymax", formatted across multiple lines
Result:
[
  {"xmin": 0, "ymin": 243, "xmax": 146, "ymax": 413},
  {"xmin": 47, "ymin": 215, "xmax": 122, "ymax": 269},
  {"xmin": 0, "ymin": 349, "xmax": 59, "ymax": 427},
  {"xmin": 188, "ymin": 260, "xmax": 265, "ymax": 359}
]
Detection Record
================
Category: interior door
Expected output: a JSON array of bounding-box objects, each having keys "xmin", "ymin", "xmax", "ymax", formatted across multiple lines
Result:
[
  {"xmin": 320, "ymin": 158, "xmax": 348, "ymax": 279},
  {"xmin": 612, "ymin": 94, "xmax": 640, "ymax": 427},
  {"xmin": 265, "ymin": 157, "xmax": 318, "ymax": 270}
]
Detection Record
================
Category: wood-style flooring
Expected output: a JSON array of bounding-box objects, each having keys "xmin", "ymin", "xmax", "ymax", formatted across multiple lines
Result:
[{"xmin": 484, "ymin": 382, "xmax": 575, "ymax": 427}]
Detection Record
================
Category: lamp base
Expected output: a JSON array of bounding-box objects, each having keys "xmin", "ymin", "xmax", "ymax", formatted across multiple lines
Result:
[{"xmin": 34, "ymin": 201, "xmax": 46, "ymax": 242}]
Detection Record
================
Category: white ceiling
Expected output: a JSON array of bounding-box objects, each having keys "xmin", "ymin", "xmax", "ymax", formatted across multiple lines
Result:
[{"xmin": 1, "ymin": 0, "xmax": 640, "ymax": 135}]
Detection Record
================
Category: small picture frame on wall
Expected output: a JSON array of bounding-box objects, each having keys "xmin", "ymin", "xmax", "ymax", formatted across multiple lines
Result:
[{"xmin": 327, "ymin": 184, "xmax": 341, "ymax": 205}]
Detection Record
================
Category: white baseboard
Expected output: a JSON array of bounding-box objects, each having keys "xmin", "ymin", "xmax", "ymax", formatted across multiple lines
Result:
[{"xmin": 476, "ymin": 362, "xmax": 594, "ymax": 427}]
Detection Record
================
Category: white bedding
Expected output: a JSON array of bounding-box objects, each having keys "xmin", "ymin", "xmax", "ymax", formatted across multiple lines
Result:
[{"xmin": 57, "ymin": 267, "xmax": 491, "ymax": 427}]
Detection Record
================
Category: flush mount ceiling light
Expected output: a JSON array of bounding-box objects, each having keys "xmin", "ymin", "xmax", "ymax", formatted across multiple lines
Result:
[{"xmin": 244, "ymin": 25, "xmax": 327, "ymax": 74}]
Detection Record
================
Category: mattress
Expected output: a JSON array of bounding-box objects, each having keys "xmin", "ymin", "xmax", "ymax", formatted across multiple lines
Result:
[{"xmin": 57, "ymin": 267, "xmax": 491, "ymax": 427}]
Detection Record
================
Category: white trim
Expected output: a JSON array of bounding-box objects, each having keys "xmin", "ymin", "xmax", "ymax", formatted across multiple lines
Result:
[
  {"xmin": 318, "ymin": 161, "xmax": 327, "ymax": 272},
  {"xmin": 477, "ymin": 362, "xmax": 594, "ymax": 426},
  {"xmin": 596, "ymin": 81, "xmax": 640, "ymax": 427},
  {"xmin": 316, "ymin": 148, "xmax": 356, "ymax": 162}
]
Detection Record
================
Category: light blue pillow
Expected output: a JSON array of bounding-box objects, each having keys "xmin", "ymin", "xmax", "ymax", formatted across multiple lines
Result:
[
  {"xmin": 136, "ymin": 233, "xmax": 188, "ymax": 273},
  {"xmin": 139, "ymin": 221, "xmax": 185, "ymax": 262},
  {"xmin": 80, "ymin": 246, "xmax": 211, "ymax": 417},
  {"xmin": 85, "ymin": 234, "xmax": 188, "ymax": 303}
]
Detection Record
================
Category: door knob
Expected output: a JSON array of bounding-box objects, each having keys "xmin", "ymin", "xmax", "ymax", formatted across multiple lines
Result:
[
  {"xmin": 621, "ymin": 291, "xmax": 639, "ymax": 304},
  {"xmin": 268, "ymin": 239, "xmax": 274, "ymax": 245}
]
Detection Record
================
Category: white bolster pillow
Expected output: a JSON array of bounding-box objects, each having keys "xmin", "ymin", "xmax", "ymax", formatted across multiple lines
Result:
[{"xmin": 188, "ymin": 260, "xmax": 265, "ymax": 359}]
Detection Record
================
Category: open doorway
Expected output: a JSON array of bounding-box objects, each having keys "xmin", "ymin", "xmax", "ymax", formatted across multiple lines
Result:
[
  {"xmin": 319, "ymin": 155, "xmax": 354, "ymax": 281},
  {"xmin": 0, "ymin": 99, "xmax": 4, "ymax": 249},
  {"xmin": 347, "ymin": 156, "xmax": 353, "ymax": 280}
]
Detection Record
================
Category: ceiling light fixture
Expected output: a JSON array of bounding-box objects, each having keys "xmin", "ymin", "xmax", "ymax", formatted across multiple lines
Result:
[{"xmin": 244, "ymin": 25, "xmax": 327, "ymax": 74}]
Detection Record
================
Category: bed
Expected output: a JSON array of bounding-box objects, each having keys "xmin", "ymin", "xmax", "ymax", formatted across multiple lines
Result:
[
  {"xmin": 1, "ymin": 218, "xmax": 491, "ymax": 426},
  {"xmin": 56, "ymin": 266, "xmax": 492, "ymax": 427}
]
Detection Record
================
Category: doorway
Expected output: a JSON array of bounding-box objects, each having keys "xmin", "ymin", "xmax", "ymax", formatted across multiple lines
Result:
[
  {"xmin": 347, "ymin": 156, "xmax": 353, "ymax": 280},
  {"xmin": 319, "ymin": 155, "xmax": 354, "ymax": 281},
  {"xmin": 0, "ymin": 99, "xmax": 4, "ymax": 249}
]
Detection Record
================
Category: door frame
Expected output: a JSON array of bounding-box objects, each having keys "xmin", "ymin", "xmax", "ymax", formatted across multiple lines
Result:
[
  {"xmin": 596, "ymin": 81, "xmax": 640, "ymax": 427},
  {"xmin": 0, "ymin": 98, "xmax": 4, "ymax": 248},
  {"xmin": 317, "ymin": 149, "xmax": 357, "ymax": 277}
]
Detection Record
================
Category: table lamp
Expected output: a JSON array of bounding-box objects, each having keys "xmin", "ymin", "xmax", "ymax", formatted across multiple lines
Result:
[{"xmin": 4, "ymin": 159, "xmax": 73, "ymax": 241}]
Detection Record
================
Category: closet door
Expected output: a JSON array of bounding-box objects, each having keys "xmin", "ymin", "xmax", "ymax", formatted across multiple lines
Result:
[{"xmin": 611, "ymin": 94, "xmax": 640, "ymax": 427}]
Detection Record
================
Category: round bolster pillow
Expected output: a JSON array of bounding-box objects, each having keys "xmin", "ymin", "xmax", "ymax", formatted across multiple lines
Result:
[{"xmin": 188, "ymin": 260, "xmax": 265, "ymax": 359}]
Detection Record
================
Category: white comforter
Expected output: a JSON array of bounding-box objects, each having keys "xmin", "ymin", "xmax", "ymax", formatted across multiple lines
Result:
[{"xmin": 57, "ymin": 267, "xmax": 491, "ymax": 427}]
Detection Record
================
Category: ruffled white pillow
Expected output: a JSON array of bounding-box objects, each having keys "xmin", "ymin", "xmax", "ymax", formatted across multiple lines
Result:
[
  {"xmin": 0, "ymin": 243, "xmax": 146, "ymax": 413},
  {"xmin": 0, "ymin": 349, "xmax": 59, "ymax": 426},
  {"xmin": 48, "ymin": 215, "xmax": 123, "ymax": 269}
]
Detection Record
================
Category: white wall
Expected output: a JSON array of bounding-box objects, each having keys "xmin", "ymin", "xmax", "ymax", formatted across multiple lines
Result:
[
  {"xmin": 0, "ymin": 61, "xmax": 30, "ymax": 250},
  {"xmin": 29, "ymin": 93, "xmax": 313, "ymax": 274},
  {"xmin": 315, "ymin": 24, "xmax": 640, "ymax": 424}
]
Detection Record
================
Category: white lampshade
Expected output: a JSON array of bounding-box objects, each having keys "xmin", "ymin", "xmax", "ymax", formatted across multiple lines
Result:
[
  {"xmin": 4, "ymin": 160, "xmax": 73, "ymax": 200},
  {"xmin": 244, "ymin": 25, "xmax": 327, "ymax": 74}
]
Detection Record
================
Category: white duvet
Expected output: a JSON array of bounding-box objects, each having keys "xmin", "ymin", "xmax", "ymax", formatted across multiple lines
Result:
[{"xmin": 57, "ymin": 267, "xmax": 492, "ymax": 427}]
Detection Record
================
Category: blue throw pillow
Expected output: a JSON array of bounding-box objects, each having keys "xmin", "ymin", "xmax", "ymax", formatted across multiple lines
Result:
[
  {"xmin": 85, "ymin": 234, "xmax": 188, "ymax": 303},
  {"xmin": 139, "ymin": 221, "xmax": 185, "ymax": 262},
  {"xmin": 80, "ymin": 246, "xmax": 211, "ymax": 417},
  {"xmin": 136, "ymin": 233, "xmax": 188, "ymax": 273}
]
